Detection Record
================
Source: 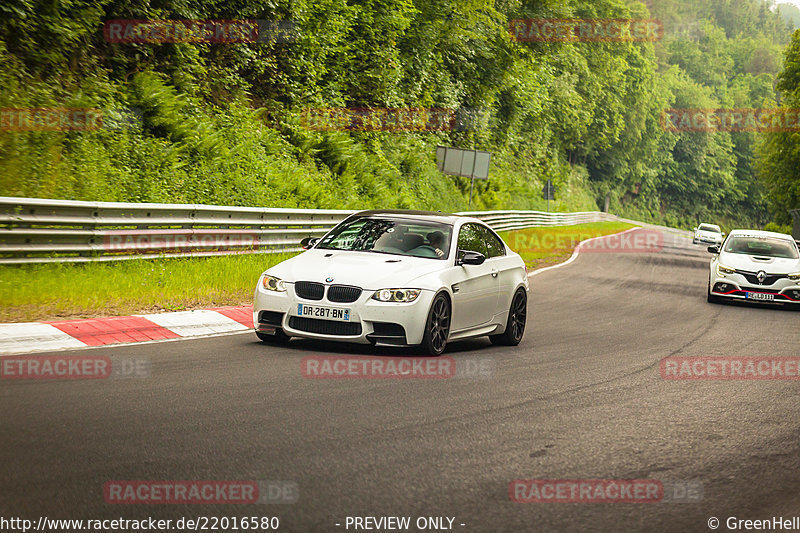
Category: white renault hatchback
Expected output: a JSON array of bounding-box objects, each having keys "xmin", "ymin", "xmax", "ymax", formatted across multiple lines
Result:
[
  {"xmin": 254, "ymin": 210, "xmax": 529, "ymax": 354},
  {"xmin": 707, "ymin": 230, "xmax": 800, "ymax": 305}
]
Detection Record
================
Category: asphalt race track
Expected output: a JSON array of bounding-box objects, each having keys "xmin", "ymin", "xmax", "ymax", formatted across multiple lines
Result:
[{"xmin": 2, "ymin": 228, "xmax": 800, "ymax": 532}]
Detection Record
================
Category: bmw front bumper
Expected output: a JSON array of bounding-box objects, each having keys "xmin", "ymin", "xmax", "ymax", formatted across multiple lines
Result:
[{"xmin": 254, "ymin": 281, "xmax": 437, "ymax": 346}]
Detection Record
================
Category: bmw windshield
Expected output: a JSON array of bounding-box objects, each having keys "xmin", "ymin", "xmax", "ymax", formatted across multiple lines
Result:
[{"xmin": 317, "ymin": 217, "xmax": 453, "ymax": 259}]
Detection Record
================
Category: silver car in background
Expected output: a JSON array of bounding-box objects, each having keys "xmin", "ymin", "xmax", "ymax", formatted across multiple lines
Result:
[{"xmin": 693, "ymin": 223, "xmax": 723, "ymax": 245}]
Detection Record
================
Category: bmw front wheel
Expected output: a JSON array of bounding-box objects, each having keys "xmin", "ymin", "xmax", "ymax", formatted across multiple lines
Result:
[{"xmin": 421, "ymin": 293, "xmax": 451, "ymax": 356}]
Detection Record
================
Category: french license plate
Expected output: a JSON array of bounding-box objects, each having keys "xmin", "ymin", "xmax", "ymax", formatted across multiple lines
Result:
[
  {"xmin": 746, "ymin": 292, "xmax": 774, "ymax": 302},
  {"xmin": 295, "ymin": 304, "xmax": 351, "ymax": 321}
]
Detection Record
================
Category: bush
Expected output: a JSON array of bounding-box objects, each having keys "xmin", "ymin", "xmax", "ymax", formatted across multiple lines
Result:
[{"xmin": 763, "ymin": 222, "xmax": 793, "ymax": 235}]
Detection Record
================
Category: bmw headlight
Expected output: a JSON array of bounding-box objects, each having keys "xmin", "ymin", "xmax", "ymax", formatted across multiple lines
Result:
[
  {"xmin": 717, "ymin": 264, "xmax": 736, "ymax": 276},
  {"xmin": 789, "ymin": 272, "xmax": 800, "ymax": 281},
  {"xmin": 372, "ymin": 288, "xmax": 421, "ymax": 303},
  {"xmin": 261, "ymin": 274, "xmax": 287, "ymax": 292}
]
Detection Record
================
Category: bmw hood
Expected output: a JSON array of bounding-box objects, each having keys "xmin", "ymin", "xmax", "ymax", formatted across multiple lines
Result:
[
  {"xmin": 265, "ymin": 249, "xmax": 446, "ymax": 290},
  {"xmin": 719, "ymin": 252, "xmax": 800, "ymax": 274}
]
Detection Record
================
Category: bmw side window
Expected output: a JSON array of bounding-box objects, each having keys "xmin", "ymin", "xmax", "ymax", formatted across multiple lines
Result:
[
  {"xmin": 479, "ymin": 225, "xmax": 506, "ymax": 258},
  {"xmin": 457, "ymin": 224, "xmax": 487, "ymax": 257}
]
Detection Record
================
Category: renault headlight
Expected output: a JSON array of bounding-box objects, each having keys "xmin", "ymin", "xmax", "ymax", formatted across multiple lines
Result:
[
  {"xmin": 261, "ymin": 274, "xmax": 287, "ymax": 292},
  {"xmin": 788, "ymin": 272, "xmax": 800, "ymax": 282},
  {"xmin": 372, "ymin": 288, "xmax": 421, "ymax": 302},
  {"xmin": 717, "ymin": 264, "xmax": 736, "ymax": 276}
]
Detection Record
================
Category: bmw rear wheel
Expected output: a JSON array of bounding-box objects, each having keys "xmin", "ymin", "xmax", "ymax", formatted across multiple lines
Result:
[{"xmin": 491, "ymin": 289, "xmax": 527, "ymax": 346}]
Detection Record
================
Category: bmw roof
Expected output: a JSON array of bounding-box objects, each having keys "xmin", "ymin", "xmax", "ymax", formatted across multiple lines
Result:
[{"xmin": 348, "ymin": 209, "xmax": 467, "ymax": 224}]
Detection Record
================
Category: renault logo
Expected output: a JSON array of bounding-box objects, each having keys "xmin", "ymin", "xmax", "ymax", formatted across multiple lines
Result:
[{"xmin": 757, "ymin": 271, "xmax": 767, "ymax": 284}]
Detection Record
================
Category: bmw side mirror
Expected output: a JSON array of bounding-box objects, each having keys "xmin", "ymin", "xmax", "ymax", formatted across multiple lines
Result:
[
  {"xmin": 300, "ymin": 237, "xmax": 319, "ymax": 249},
  {"xmin": 457, "ymin": 250, "xmax": 486, "ymax": 266},
  {"xmin": 707, "ymin": 245, "xmax": 720, "ymax": 254}
]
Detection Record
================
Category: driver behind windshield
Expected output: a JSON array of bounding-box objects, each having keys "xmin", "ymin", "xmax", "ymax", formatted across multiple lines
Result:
[{"xmin": 427, "ymin": 231, "xmax": 445, "ymax": 257}]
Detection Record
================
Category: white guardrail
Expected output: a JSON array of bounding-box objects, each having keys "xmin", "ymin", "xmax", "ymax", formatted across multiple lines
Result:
[{"xmin": 0, "ymin": 197, "xmax": 618, "ymax": 264}]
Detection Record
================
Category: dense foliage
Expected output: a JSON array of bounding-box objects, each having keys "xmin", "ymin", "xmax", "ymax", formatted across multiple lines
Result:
[
  {"xmin": 0, "ymin": 0, "xmax": 796, "ymax": 226},
  {"xmin": 758, "ymin": 23, "xmax": 800, "ymax": 227}
]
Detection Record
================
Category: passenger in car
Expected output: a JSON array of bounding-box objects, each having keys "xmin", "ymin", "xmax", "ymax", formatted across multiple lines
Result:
[
  {"xmin": 373, "ymin": 232, "xmax": 403, "ymax": 251},
  {"xmin": 401, "ymin": 233, "xmax": 424, "ymax": 251}
]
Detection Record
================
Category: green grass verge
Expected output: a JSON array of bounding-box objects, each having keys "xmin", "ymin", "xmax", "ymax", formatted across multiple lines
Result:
[
  {"xmin": 498, "ymin": 221, "xmax": 638, "ymax": 270},
  {"xmin": 0, "ymin": 253, "xmax": 296, "ymax": 323},
  {"xmin": 0, "ymin": 221, "xmax": 636, "ymax": 323}
]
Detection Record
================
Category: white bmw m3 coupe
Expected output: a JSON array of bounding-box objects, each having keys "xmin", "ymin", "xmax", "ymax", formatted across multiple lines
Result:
[
  {"xmin": 707, "ymin": 229, "xmax": 800, "ymax": 305},
  {"xmin": 253, "ymin": 210, "xmax": 529, "ymax": 354}
]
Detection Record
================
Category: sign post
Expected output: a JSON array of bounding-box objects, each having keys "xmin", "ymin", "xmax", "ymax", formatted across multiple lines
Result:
[
  {"xmin": 436, "ymin": 146, "xmax": 492, "ymax": 208},
  {"xmin": 542, "ymin": 179, "xmax": 555, "ymax": 212}
]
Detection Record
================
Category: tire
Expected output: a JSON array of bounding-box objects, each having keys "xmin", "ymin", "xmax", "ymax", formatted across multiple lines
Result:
[
  {"xmin": 256, "ymin": 329, "xmax": 291, "ymax": 344},
  {"xmin": 707, "ymin": 277, "xmax": 721, "ymax": 304},
  {"xmin": 491, "ymin": 289, "xmax": 527, "ymax": 346},
  {"xmin": 420, "ymin": 293, "xmax": 451, "ymax": 356}
]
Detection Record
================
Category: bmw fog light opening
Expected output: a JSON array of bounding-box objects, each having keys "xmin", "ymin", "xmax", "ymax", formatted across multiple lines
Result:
[
  {"xmin": 261, "ymin": 274, "xmax": 287, "ymax": 292},
  {"xmin": 372, "ymin": 289, "xmax": 421, "ymax": 303},
  {"xmin": 717, "ymin": 264, "xmax": 736, "ymax": 276}
]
